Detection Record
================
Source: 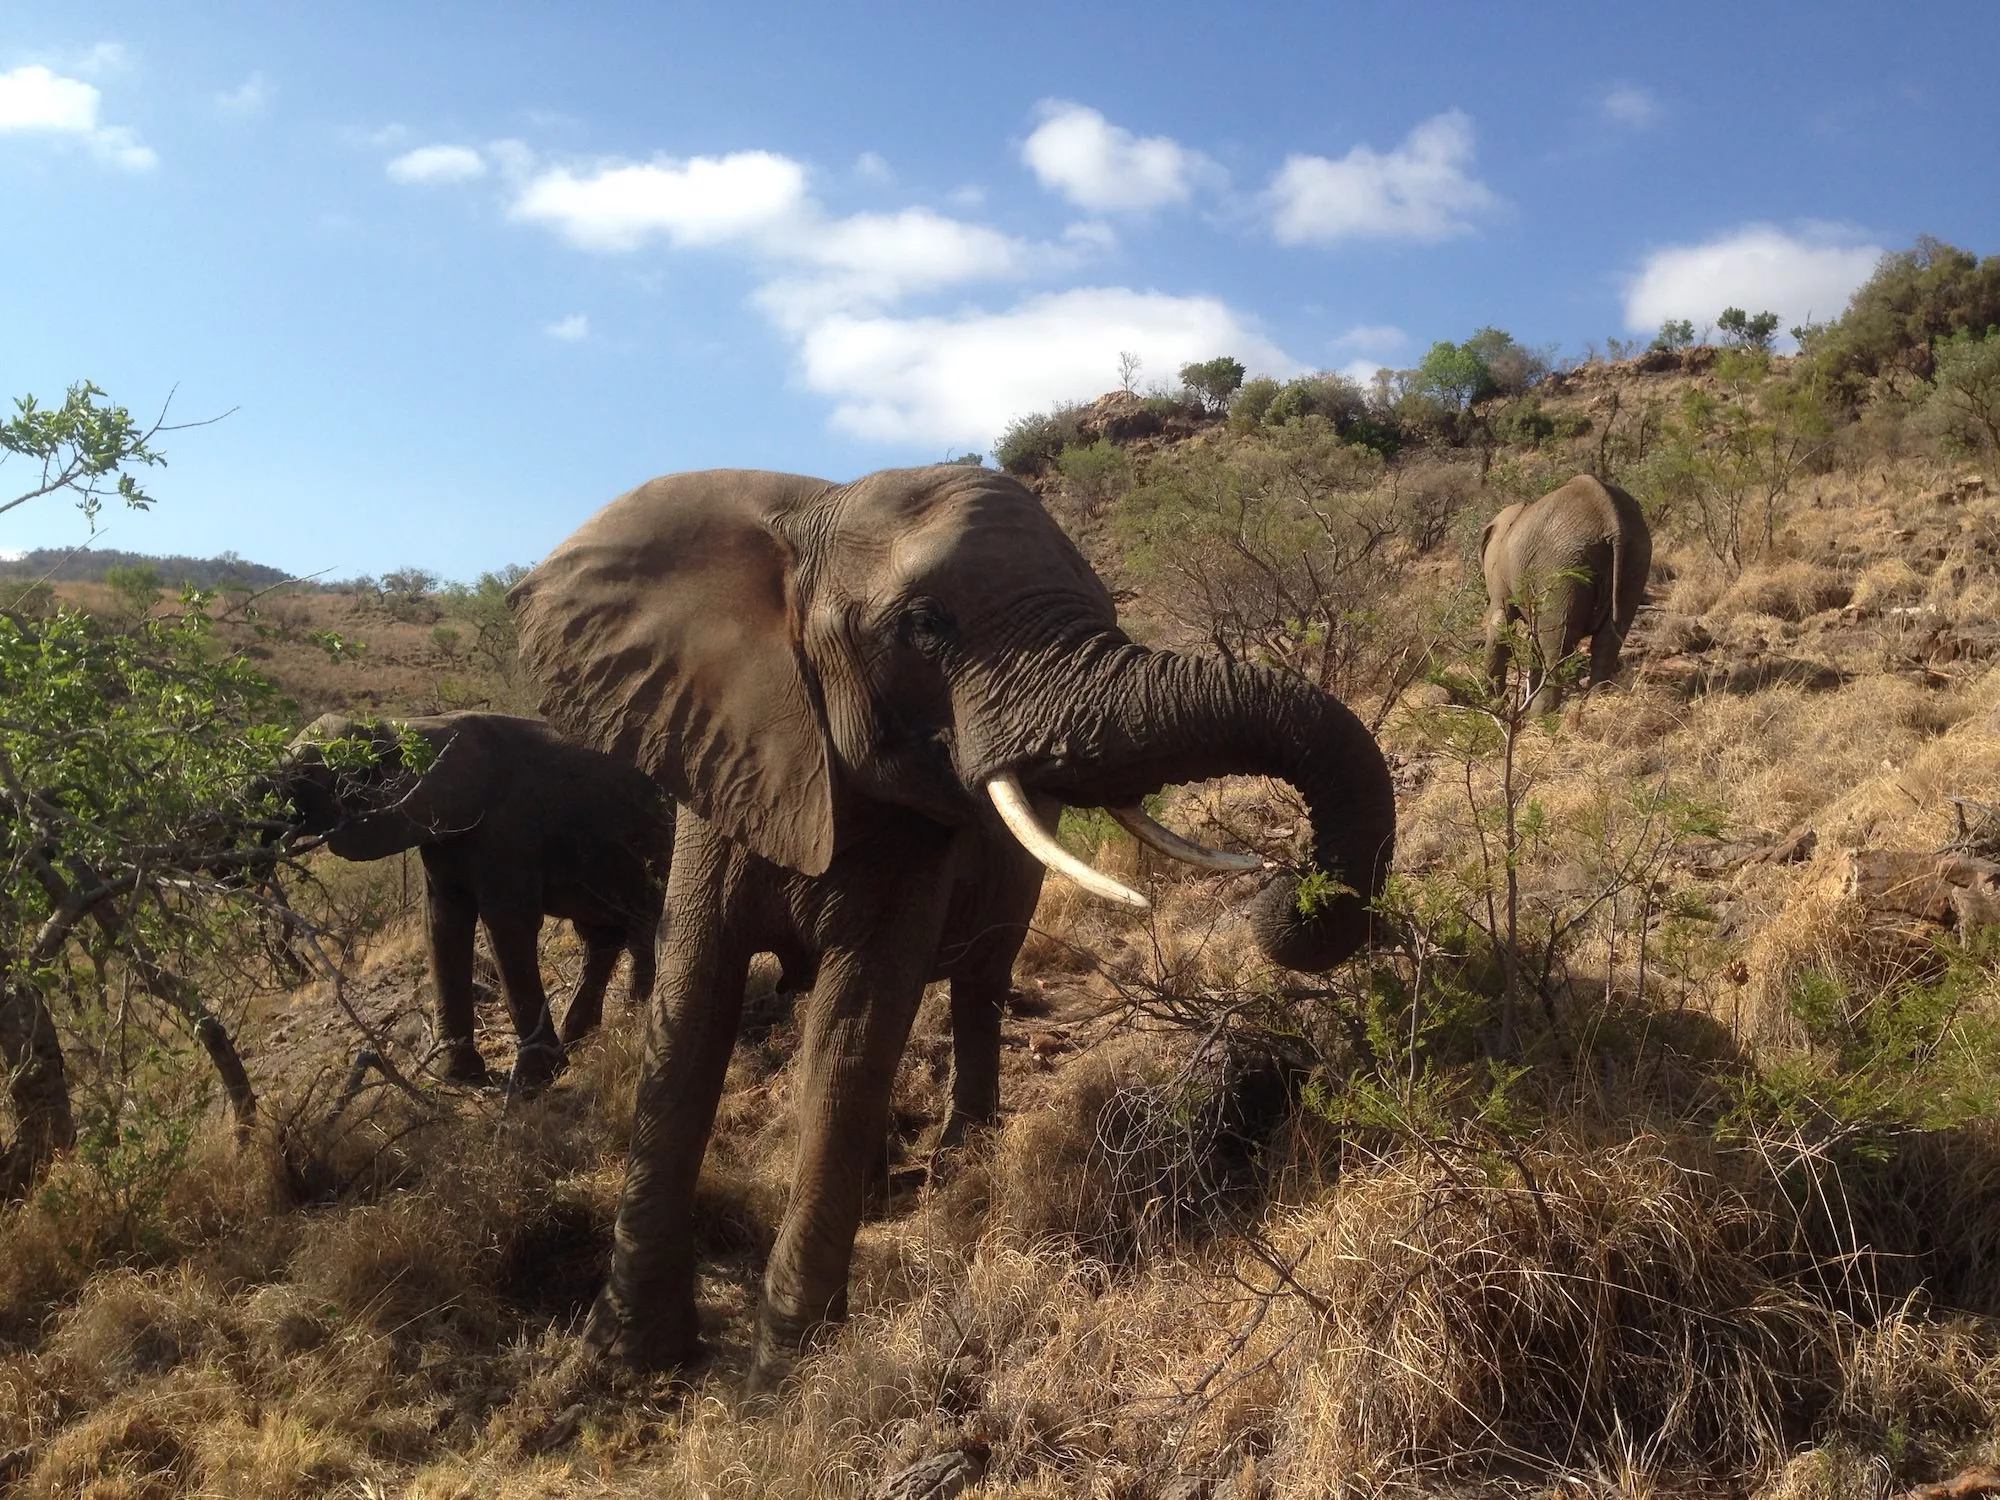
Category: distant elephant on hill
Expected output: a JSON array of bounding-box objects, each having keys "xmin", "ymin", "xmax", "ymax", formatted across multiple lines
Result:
[
  {"xmin": 1481, "ymin": 474, "xmax": 1653, "ymax": 715},
  {"xmin": 267, "ymin": 711, "xmax": 671, "ymax": 1091}
]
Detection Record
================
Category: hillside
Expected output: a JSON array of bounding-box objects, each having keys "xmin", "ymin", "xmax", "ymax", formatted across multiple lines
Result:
[
  {"xmin": 7, "ymin": 340, "xmax": 2000, "ymax": 1499},
  {"xmin": 0, "ymin": 546, "xmax": 294, "ymax": 591}
]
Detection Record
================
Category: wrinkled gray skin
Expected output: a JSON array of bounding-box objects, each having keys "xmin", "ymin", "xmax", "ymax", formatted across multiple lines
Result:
[
  {"xmin": 1481, "ymin": 474, "xmax": 1654, "ymax": 715},
  {"xmin": 272, "ymin": 711, "xmax": 670, "ymax": 1091},
  {"xmin": 509, "ymin": 465, "xmax": 1396, "ymax": 1385}
]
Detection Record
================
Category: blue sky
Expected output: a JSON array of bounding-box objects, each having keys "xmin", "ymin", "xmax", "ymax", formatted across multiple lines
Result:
[{"xmin": 4, "ymin": 2, "xmax": 1996, "ymax": 581}]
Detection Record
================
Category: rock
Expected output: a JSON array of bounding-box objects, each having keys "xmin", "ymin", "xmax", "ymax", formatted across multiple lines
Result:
[
  {"xmin": 1846, "ymin": 850, "xmax": 2000, "ymax": 926},
  {"xmin": 873, "ymin": 1441, "xmax": 990, "ymax": 1500},
  {"xmin": 1687, "ymin": 827, "xmax": 1816, "ymax": 877},
  {"xmin": 1951, "ymin": 882, "xmax": 2000, "ymax": 933},
  {"xmin": 1896, "ymin": 1465, "xmax": 2000, "ymax": 1500},
  {"xmin": 1077, "ymin": 390, "xmax": 1166, "ymax": 445},
  {"xmin": 1923, "ymin": 623, "xmax": 2000, "ymax": 664},
  {"xmin": 1752, "ymin": 826, "xmax": 1818, "ymax": 866}
]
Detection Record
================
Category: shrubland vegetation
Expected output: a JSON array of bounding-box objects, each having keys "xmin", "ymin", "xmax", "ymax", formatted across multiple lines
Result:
[{"xmin": 4, "ymin": 236, "xmax": 2000, "ymax": 1496}]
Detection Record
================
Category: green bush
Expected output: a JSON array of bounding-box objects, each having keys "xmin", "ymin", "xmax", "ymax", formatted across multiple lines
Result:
[
  {"xmin": 102, "ymin": 562, "xmax": 162, "ymax": 617},
  {"xmin": 1462, "ymin": 327, "xmax": 1550, "ymax": 397},
  {"xmin": 1805, "ymin": 235, "xmax": 2000, "ymax": 396},
  {"xmin": 1651, "ymin": 319, "xmax": 1697, "ymax": 353},
  {"xmin": 994, "ymin": 402, "xmax": 1087, "ymax": 476},
  {"xmin": 1229, "ymin": 376, "xmax": 1282, "ymax": 428},
  {"xmin": 1491, "ymin": 398, "xmax": 1556, "ymax": 447},
  {"xmin": 1178, "ymin": 355, "xmax": 1246, "ymax": 414},
  {"xmin": 1055, "ymin": 440, "xmax": 1132, "ymax": 511},
  {"xmin": 1717, "ymin": 307, "xmax": 1781, "ymax": 352},
  {"xmin": 1110, "ymin": 417, "xmax": 1399, "ymax": 695},
  {"xmin": 1262, "ymin": 372, "xmax": 1366, "ymax": 429},
  {"xmin": 1920, "ymin": 328, "xmax": 2000, "ymax": 456}
]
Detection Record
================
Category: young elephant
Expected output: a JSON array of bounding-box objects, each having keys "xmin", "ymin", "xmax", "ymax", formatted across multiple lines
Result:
[
  {"xmin": 271, "ymin": 711, "xmax": 671, "ymax": 1090},
  {"xmin": 1481, "ymin": 474, "xmax": 1653, "ymax": 714}
]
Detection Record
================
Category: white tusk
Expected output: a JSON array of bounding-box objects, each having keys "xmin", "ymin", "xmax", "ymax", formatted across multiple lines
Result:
[
  {"xmin": 986, "ymin": 774, "xmax": 1150, "ymax": 909},
  {"xmin": 1105, "ymin": 805, "xmax": 1270, "ymax": 873}
]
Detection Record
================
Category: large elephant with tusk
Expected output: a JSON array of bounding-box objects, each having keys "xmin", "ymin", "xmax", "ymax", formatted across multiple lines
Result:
[{"xmin": 508, "ymin": 464, "xmax": 1396, "ymax": 1385}]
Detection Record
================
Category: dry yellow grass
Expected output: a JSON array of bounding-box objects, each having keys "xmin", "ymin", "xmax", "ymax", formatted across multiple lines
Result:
[{"xmin": 6, "ymin": 410, "xmax": 2000, "ymax": 1496}]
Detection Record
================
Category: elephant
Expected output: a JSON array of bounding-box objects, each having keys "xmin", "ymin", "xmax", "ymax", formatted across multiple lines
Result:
[
  {"xmin": 1480, "ymin": 474, "xmax": 1653, "ymax": 715},
  {"xmin": 268, "ymin": 711, "xmax": 671, "ymax": 1090},
  {"xmin": 508, "ymin": 463, "xmax": 1397, "ymax": 1385}
]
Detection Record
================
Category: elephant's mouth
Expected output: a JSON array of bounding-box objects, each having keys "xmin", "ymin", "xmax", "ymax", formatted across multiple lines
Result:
[{"xmin": 983, "ymin": 771, "xmax": 1267, "ymax": 911}]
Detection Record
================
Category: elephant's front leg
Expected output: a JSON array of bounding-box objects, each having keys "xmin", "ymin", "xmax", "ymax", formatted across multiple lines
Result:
[
  {"xmin": 423, "ymin": 870, "xmax": 489, "ymax": 1085},
  {"xmin": 752, "ymin": 853, "xmax": 955, "ymax": 1386},
  {"xmin": 480, "ymin": 890, "xmax": 565, "ymax": 1094},
  {"xmin": 585, "ymin": 817, "xmax": 752, "ymax": 1370}
]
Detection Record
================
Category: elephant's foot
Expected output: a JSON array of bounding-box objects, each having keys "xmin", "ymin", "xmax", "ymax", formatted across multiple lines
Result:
[
  {"xmin": 747, "ymin": 1297, "xmax": 842, "ymax": 1396},
  {"xmin": 581, "ymin": 1287, "xmax": 705, "ymax": 1374},
  {"xmin": 435, "ymin": 1039, "xmax": 492, "ymax": 1086},
  {"xmin": 938, "ymin": 1102, "xmax": 998, "ymax": 1151},
  {"xmin": 509, "ymin": 1039, "xmax": 569, "ymax": 1097},
  {"xmin": 556, "ymin": 1013, "xmax": 600, "ymax": 1048}
]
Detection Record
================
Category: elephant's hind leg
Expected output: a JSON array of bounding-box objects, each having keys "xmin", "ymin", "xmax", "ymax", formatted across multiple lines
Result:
[
  {"xmin": 1482, "ymin": 603, "xmax": 1514, "ymax": 699},
  {"xmin": 940, "ymin": 969, "xmax": 1005, "ymax": 1147},
  {"xmin": 1587, "ymin": 620, "xmax": 1627, "ymax": 694}
]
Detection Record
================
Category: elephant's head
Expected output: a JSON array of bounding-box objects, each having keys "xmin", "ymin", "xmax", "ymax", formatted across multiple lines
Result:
[
  {"xmin": 266, "ymin": 713, "xmax": 486, "ymax": 862},
  {"xmin": 509, "ymin": 466, "xmax": 1395, "ymax": 970}
]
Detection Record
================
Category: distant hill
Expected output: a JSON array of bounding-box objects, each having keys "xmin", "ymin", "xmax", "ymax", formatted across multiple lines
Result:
[{"xmin": 0, "ymin": 547, "xmax": 296, "ymax": 590}]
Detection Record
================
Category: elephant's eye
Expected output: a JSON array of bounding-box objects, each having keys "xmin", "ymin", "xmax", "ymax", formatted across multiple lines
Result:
[{"xmin": 900, "ymin": 604, "xmax": 954, "ymax": 653}]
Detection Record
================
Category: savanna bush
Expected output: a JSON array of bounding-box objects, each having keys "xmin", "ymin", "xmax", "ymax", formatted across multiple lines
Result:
[{"xmin": 994, "ymin": 402, "xmax": 1087, "ymax": 476}]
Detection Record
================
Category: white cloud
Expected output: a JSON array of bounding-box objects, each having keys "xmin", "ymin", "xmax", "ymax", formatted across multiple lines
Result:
[
  {"xmin": 0, "ymin": 65, "xmax": 95, "ymax": 133},
  {"xmin": 544, "ymin": 314, "xmax": 589, "ymax": 341},
  {"xmin": 511, "ymin": 150, "xmax": 808, "ymax": 251},
  {"xmin": 387, "ymin": 143, "xmax": 487, "ymax": 184},
  {"xmin": 854, "ymin": 150, "xmax": 891, "ymax": 183},
  {"xmin": 1623, "ymin": 223, "xmax": 1884, "ymax": 338},
  {"xmin": 488, "ymin": 140, "xmax": 1269, "ymax": 450},
  {"xmin": 794, "ymin": 286, "xmax": 1298, "ymax": 447},
  {"xmin": 74, "ymin": 43, "xmax": 129, "ymax": 76},
  {"xmin": 216, "ymin": 72, "xmax": 270, "ymax": 115},
  {"xmin": 0, "ymin": 63, "xmax": 155, "ymax": 169},
  {"xmin": 1021, "ymin": 101, "xmax": 1215, "ymax": 212},
  {"xmin": 1266, "ymin": 110, "xmax": 1496, "ymax": 245},
  {"xmin": 1331, "ymin": 323, "xmax": 1408, "ymax": 355},
  {"xmin": 1602, "ymin": 85, "xmax": 1661, "ymax": 128},
  {"xmin": 754, "ymin": 209, "xmax": 1039, "ymax": 330},
  {"xmin": 513, "ymin": 154, "xmax": 1044, "ymax": 318},
  {"xmin": 1335, "ymin": 358, "xmax": 1392, "ymax": 388}
]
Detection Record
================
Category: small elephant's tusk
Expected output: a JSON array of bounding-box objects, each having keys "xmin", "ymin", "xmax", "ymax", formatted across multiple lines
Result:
[
  {"xmin": 986, "ymin": 774, "xmax": 1150, "ymax": 910},
  {"xmin": 1105, "ymin": 805, "xmax": 1271, "ymax": 873}
]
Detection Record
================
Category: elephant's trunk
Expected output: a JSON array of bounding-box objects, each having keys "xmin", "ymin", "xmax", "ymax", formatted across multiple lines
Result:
[{"xmin": 968, "ymin": 642, "xmax": 1396, "ymax": 972}]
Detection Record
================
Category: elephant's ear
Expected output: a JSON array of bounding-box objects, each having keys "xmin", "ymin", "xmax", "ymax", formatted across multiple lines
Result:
[{"xmin": 509, "ymin": 472, "xmax": 838, "ymax": 877}]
